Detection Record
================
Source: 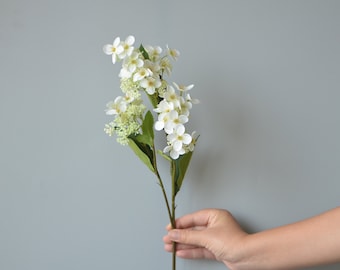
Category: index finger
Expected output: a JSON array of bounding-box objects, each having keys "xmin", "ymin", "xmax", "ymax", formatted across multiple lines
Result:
[{"xmin": 166, "ymin": 208, "xmax": 216, "ymax": 230}]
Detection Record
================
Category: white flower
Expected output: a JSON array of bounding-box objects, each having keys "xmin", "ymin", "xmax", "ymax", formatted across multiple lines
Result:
[
  {"xmin": 164, "ymin": 125, "xmax": 192, "ymax": 159},
  {"xmin": 154, "ymin": 99, "xmax": 174, "ymax": 114},
  {"xmin": 119, "ymin": 67, "xmax": 132, "ymax": 79},
  {"xmin": 140, "ymin": 76, "xmax": 161, "ymax": 95},
  {"xmin": 185, "ymin": 93, "xmax": 200, "ymax": 104},
  {"xmin": 123, "ymin": 51, "xmax": 144, "ymax": 73},
  {"xmin": 187, "ymin": 131, "xmax": 199, "ymax": 152},
  {"xmin": 105, "ymin": 96, "xmax": 127, "ymax": 115},
  {"xmin": 167, "ymin": 45, "xmax": 180, "ymax": 60},
  {"xmin": 103, "ymin": 37, "xmax": 124, "ymax": 64},
  {"xmin": 144, "ymin": 59, "xmax": 161, "ymax": 74},
  {"xmin": 119, "ymin": 35, "xmax": 135, "ymax": 59},
  {"xmin": 159, "ymin": 57, "xmax": 172, "ymax": 76},
  {"xmin": 173, "ymin": 82, "xmax": 194, "ymax": 92},
  {"xmin": 133, "ymin": 67, "xmax": 152, "ymax": 82},
  {"xmin": 164, "ymin": 85, "xmax": 181, "ymax": 108},
  {"xmin": 164, "ymin": 144, "xmax": 185, "ymax": 160},
  {"xmin": 155, "ymin": 110, "xmax": 188, "ymax": 134},
  {"xmin": 179, "ymin": 93, "xmax": 199, "ymax": 116},
  {"xmin": 146, "ymin": 45, "xmax": 162, "ymax": 60},
  {"xmin": 123, "ymin": 92, "xmax": 135, "ymax": 103}
]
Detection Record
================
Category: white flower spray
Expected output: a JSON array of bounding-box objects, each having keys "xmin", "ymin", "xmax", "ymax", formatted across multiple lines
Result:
[
  {"xmin": 103, "ymin": 35, "xmax": 199, "ymax": 270},
  {"xmin": 104, "ymin": 35, "xmax": 199, "ymax": 159}
]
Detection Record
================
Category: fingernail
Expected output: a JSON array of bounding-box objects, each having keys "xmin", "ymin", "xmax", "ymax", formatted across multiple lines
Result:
[{"xmin": 168, "ymin": 230, "xmax": 179, "ymax": 241}]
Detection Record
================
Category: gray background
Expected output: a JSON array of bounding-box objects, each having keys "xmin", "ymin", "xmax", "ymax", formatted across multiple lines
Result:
[{"xmin": 1, "ymin": 1, "xmax": 339, "ymax": 270}]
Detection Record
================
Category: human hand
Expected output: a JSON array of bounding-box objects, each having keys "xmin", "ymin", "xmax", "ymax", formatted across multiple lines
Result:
[{"xmin": 163, "ymin": 208, "xmax": 248, "ymax": 267}]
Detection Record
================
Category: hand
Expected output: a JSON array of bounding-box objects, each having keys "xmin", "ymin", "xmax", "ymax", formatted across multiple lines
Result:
[
  {"xmin": 163, "ymin": 208, "xmax": 248, "ymax": 267},
  {"xmin": 164, "ymin": 207, "xmax": 340, "ymax": 270}
]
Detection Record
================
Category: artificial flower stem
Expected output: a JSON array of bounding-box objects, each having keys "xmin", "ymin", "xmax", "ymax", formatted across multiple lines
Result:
[
  {"xmin": 154, "ymin": 168, "xmax": 172, "ymax": 223},
  {"xmin": 171, "ymin": 160, "xmax": 177, "ymax": 270},
  {"xmin": 153, "ymin": 146, "xmax": 176, "ymax": 270},
  {"xmin": 152, "ymin": 145, "xmax": 172, "ymax": 223},
  {"xmin": 171, "ymin": 197, "xmax": 176, "ymax": 270}
]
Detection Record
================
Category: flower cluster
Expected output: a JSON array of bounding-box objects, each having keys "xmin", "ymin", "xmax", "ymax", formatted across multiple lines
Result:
[{"xmin": 103, "ymin": 35, "xmax": 198, "ymax": 159}]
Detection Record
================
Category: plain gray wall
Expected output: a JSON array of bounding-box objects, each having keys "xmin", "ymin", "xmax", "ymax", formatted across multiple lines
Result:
[{"xmin": 1, "ymin": 1, "xmax": 339, "ymax": 269}]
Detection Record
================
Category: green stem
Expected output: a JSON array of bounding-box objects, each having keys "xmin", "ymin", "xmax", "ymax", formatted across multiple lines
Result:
[
  {"xmin": 154, "ymin": 168, "xmax": 172, "ymax": 223},
  {"xmin": 152, "ymin": 145, "xmax": 172, "ymax": 224},
  {"xmin": 151, "ymin": 145, "xmax": 176, "ymax": 270},
  {"xmin": 171, "ymin": 160, "xmax": 177, "ymax": 270}
]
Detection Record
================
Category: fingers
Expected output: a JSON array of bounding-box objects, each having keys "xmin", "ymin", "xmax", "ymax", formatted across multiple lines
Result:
[
  {"xmin": 166, "ymin": 208, "xmax": 216, "ymax": 231},
  {"xmin": 164, "ymin": 242, "xmax": 197, "ymax": 252},
  {"xmin": 163, "ymin": 225, "xmax": 212, "ymax": 257},
  {"xmin": 176, "ymin": 248, "xmax": 216, "ymax": 260},
  {"xmin": 167, "ymin": 227, "xmax": 210, "ymax": 249},
  {"xmin": 164, "ymin": 242, "xmax": 216, "ymax": 260}
]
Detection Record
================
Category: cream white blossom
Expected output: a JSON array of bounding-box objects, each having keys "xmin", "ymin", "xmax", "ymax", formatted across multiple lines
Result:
[
  {"xmin": 103, "ymin": 37, "xmax": 124, "ymax": 64},
  {"xmin": 167, "ymin": 45, "xmax": 180, "ymax": 60},
  {"xmin": 104, "ymin": 35, "xmax": 198, "ymax": 159},
  {"xmin": 123, "ymin": 51, "xmax": 144, "ymax": 73},
  {"xmin": 164, "ymin": 125, "xmax": 192, "ymax": 159},
  {"xmin": 105, "ymin": 96, "xmax": 127, "ymax": 115},
  {"xmin": 140, "ymin": 76, "xmax": 162, "ymax": 95},
  {"xmin": 154, "ymin": 99, "xmax": 174, "ymax": 114},
  {"xmin": 173, "ymin": 82, "xmax": 194, "ymax": 92},
  {"xmin": 144, "ymin": 59, "xmax": 161, "ymax": 75},
  {"xmin": 119, "ymin": 35, "xmax": 135, "ymax": 59},
  {"xmin": 159, "ymin": 57, "xmax": 172, "ymax": 76},
  {"xmin": 133, "ymin": 67, "xmax": 152, "ymax": 82},
  {"xmin": 155, "ymin": 110, "xmax": 188, "ymax": 134},
  {"xmin": 164, "ymin": 85, "xmax": 181, "ymax": 109},
  {"xmin": 146, "ymin": 45, "xmax": 162, "ymax": 60}
]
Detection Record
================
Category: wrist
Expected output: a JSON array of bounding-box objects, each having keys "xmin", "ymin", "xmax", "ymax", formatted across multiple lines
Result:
[{"xmin": 222, "ymin": 234, "xmax": 252, "ymax": 270}]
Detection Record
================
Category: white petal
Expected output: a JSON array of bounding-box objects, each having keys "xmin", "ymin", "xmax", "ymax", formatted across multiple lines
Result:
[
  {"xmin": 178, "ymin": 115, "xmax": 188, "ymax": 124},
  {"xmin": 182, "ymin": 134, "xmax": 192, "ymax": 144},
  {"xmin": 133, "ymin": 73, "xmax": 142, "ymax": 82},
  {"xmin": 116, "ymin": 45, "xmax": 124, "ymax": 54},
  {"xmin": 125, "ymin": 35, "xmax": 135, "ymax": 45},
  {"xmin": 164, "ymin": 125, "xmax": 174, "ymax": 135},
  {"xmin": 185, "ymin": 84, "xmax": 194, "ymax": 91},
  {"xmin": 176, "ymin": 124, "xmax": 185, "ymax": 135},
  {"xmin": 173, "ymin": 141, "xmax": 183, "ymax": 152},
  {"xmin": 111, "ymin": 54, "xmax": 117, "ymax": 64},
  {"xmin": 167, "ymin": 133, "xmax": 176, "ymax": 142},
  {"xmin": 145, "ymin": 87, "xmax": 155, "ymax": 95},
  {"xmin": 103, "ymin": 44, "xmax": 113, "ymax": 55},
  {"xmin": 170, "ymin": 150, "xmax": 180, "ymax": 160},
  {"xmin": 169, "ymin": 110, "xmax": 178, "ymax": 120},
  {"xmin": 105, "ymin": 109, "xmax": 116, "ymax": 115},
  {"xmin": 119, "ymin": 68, "xmax": 132, "ymax": 78},
  {"xmin": 113, "ymin": 37, "xmax": 121, "ymax": 46},
  {"xmin": 154, "ymin": 121, "xmax": 164, "ymax": 131},
  {"xmin": 163, "ymin": 146, "xmax": 172, "ymax": 153}
]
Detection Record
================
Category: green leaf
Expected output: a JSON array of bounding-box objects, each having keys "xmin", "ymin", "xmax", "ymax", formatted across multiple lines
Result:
[
  {"xmin": 141, "ymin": 111, "xmax": 154, "ymax": 142},
  {"xmin": 128, "ymin": 134, "xmax": 155, "ymax": 173},
  {"xmin": 172, "ymin": 151, "xmax": 194, "ymax": 196},
  {"xmin": 127, "ymin": 111, "xmax": 156, "ymax": 173},
  {"xmin": 139, "ymin": 44, "xmax": 150, "ymax": 60},
  {"xmin": 147, "ymin": 93, "xmax": 161, "ymax": 108},
  {"xmin": 157, "ymin": 150, "xmax": 172, "ymax": 162}
]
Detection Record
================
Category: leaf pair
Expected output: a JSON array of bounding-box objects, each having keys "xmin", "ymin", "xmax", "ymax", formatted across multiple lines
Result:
[
  {"xmin": 128, "ymin": 111, "xmax": 155, "ymax": 172},
  {"xmin": 128, "ymin": 110, "xmax": 194, "ymax": 197},
  {"xmin": 171, "ymin": 151, "xmax": 193, "ymax": 197}
]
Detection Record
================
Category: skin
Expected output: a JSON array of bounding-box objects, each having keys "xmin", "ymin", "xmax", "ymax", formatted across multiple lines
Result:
[{"xmin": 163, "ymin": 207, "xmax": 340, "ymax": 270}]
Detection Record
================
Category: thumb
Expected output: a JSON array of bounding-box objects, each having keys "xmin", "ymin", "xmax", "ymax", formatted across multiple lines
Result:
[{"xmin": 168, "ymin": 229, "xmax": 207, "ymax": 247}]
